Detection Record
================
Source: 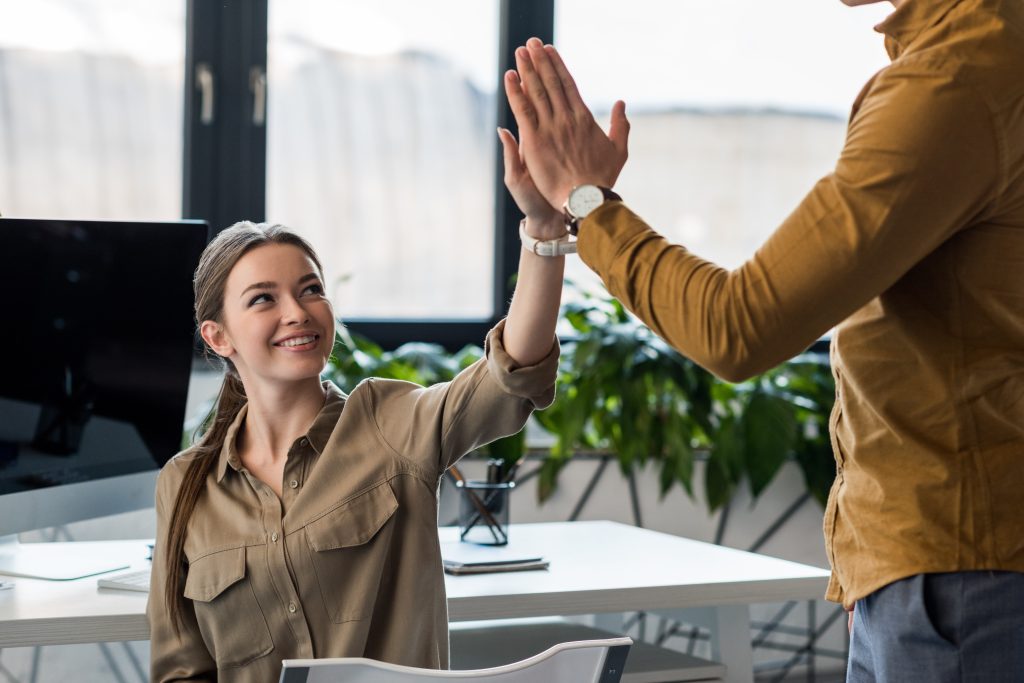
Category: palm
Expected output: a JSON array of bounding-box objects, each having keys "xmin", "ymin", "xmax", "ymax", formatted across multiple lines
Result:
[{"xmin": 512, "ymin": 156, "xmax": 557, "ymax": 218}]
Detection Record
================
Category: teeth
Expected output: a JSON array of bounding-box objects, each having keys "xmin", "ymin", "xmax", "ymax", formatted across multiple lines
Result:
[{"xmin": 278, "ymin": 335, "xmax": 316, "ymax": 347}]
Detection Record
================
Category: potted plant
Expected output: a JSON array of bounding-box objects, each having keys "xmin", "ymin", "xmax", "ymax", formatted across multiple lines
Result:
[
  {"xmin": 534, "ymin": 283, "xmax": 835, "ymax": 510},
  {"xmin": 324, "ymin": 283, "xmax": 836, "ymax": 512}
]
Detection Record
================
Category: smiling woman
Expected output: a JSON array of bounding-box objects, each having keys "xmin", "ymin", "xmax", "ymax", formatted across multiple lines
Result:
[
  {"xmin": 148, "ymin": 149, "xmax": 566, "ymax": 679},
  {"xmin": 202, "ymin": 243, "xmax": 336, "ymax": 391}
]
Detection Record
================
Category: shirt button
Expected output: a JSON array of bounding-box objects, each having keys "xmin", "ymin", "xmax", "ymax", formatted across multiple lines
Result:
[
  {"xmin": 288, "ymin": 602, "xmax": 297, "ymax": 614},
  {"xmin": 299, "ymin": 438, "xmax": 308, "ymax": 447},
  {"xmin": 289, "ymin": 479, "xmax": 299, "ymax": 489},
  {"xmin": 271, "ymin": 532, "xmax": 279, "ymax": 542}
]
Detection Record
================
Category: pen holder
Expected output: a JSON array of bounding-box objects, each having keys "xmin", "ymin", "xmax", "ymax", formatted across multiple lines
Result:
[{"xmin": 456, "ymin": 480, "xmax": 514, "ymax": 546}]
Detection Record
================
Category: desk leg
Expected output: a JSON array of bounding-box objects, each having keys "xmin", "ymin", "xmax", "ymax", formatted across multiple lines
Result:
[
  {"xmin": 590, "ymin": 613, "xmax": 624, "ymax": 632},
  {"xmin": 711, "ymin": 605, "xmax": 754, "ymax": 683}
]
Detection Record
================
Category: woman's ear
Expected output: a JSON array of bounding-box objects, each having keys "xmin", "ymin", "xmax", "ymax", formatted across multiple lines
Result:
[{"xmin": 200, "ymin": 320, "xmax": 234, "ymax": 358}]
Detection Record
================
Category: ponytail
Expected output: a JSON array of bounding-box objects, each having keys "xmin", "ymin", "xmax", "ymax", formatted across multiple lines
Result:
[{"xmin": 164, "ymin": 369, "xmax": 246, "ymax": 635}]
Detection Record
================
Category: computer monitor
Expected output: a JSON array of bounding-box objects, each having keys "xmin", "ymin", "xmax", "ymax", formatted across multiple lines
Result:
[{"xmin": 0, "ymin": 217, "xmax": 209, "ymax": 579}]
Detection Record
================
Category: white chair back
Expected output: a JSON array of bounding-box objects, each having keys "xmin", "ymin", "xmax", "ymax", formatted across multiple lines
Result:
[{"xmin": 279, "ymin": 637, "xmax": 632, "ymax": 683}]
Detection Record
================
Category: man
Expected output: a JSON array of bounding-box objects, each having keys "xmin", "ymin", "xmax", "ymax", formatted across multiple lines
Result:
[{"xmin": 499, "ymin": 0, "xmax": 1024, "ymax": 679}]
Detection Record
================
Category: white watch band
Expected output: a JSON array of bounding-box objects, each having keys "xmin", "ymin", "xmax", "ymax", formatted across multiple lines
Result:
[{"xmin": 519, "ymin": 220, "xmax": 577, "ymax": 257}]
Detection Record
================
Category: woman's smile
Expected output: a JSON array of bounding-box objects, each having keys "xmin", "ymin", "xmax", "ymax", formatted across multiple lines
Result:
[{"xmin": 273, "ymin": 332, "xmax": 321, "ymax": 351}]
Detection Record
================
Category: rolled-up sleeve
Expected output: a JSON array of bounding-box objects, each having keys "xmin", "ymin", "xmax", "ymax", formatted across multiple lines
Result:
[{"xmin": 364, "ymin": 318, "xmax": 558, "ymax": 476}]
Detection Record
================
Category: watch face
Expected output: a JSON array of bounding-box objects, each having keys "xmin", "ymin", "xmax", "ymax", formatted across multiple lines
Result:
[{"xmin": 568, "ymin": 185, "xmax": 606, "ymax": 219}]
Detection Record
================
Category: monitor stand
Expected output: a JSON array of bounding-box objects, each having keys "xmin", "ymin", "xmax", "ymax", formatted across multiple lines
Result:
[{"xmin": 0, "ymin": 534, "xmax": 130, "ymax": 580}]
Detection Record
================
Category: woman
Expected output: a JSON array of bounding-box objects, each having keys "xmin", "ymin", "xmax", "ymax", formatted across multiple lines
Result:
[{"xmin": 147, "ymin": 130, "xmax": 569, "ymax": 682}]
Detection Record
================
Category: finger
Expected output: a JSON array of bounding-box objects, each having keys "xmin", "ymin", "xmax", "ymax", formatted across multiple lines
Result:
[
  {"xmin": 543, "ymin": 44, "xmax": 587, "ymax": 113},
  {"xmin": 497, "ymin": 127, "xmax": 526, "ymax": 181},
  {"xmin": 504, "ymin": 70, "xmax": 537, "ymax": 132},
  {"xmin": 527, "ymin": 38, "xmax": 570, "ymax": 117},
  {"xmin": 608, "ymin": 100, "xmax": 631, "ymax": 159},
  {"xmin": 515, "ymin": 44, "xmax": 552, "ymax": 121}
]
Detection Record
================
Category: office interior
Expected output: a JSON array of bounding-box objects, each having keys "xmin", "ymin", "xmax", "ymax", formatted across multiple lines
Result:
[{"xmin": 0, "ymin": 1, "xmax": 900, "ymax": 681}]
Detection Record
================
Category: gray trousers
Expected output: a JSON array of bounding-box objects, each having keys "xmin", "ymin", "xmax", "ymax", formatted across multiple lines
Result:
[{"xmin": 847, "ymin": 571, "xmax": 1024, "ymax": 682}]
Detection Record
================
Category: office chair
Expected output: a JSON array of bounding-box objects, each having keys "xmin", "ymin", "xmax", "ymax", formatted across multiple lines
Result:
[{"xmin": 278, "ymin": 637, "xmax": 632, "ymax": 683}]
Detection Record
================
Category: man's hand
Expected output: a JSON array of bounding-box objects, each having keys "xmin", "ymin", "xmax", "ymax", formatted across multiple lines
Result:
[{"xmin": 504, "ymin": 37, "xmax": 630, "ymax": 210}]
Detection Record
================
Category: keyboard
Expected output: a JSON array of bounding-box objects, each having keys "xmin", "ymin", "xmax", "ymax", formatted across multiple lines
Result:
[{"xmin": 97, "ymin": 568, "xmax": 151, "ymax": 593}]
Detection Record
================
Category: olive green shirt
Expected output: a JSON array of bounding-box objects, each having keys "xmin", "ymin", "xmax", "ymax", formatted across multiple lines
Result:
[
  {"xmin": 147, "ymin": 320, "xmax": 558, "ymax": 682},
  {"xmin": 577, "ymin": 0, "xmax": 1024, "ymax": 608}
]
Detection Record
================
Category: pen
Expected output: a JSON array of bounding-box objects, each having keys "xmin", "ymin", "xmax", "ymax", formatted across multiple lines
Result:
[{"xmin": 449, "ymin": 466, "xmax": 506, "ymax": 544}]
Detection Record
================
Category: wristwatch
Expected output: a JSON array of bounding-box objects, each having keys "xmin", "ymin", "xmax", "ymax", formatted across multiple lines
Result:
[{"xmin": 563, "ymin": 185, "xmax": 622, "ymax": 236}]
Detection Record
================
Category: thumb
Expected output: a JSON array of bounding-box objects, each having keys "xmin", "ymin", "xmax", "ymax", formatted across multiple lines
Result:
[
  {"xmin": 497, "ymin": 127, "xmax": 526, "ymax": 179},
  {"xmin": 608, "ymin": 100, "xmax": 630, "ymax": 159}
]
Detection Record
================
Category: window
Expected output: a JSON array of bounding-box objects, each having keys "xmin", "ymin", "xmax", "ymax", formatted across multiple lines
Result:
[
  {"xmin": 554, "ymin": 0, "xmax": 891, "ymax": 295},
  {"xmin": 266, "ymin": 0, "xmax": 500, "ymax": 319},
  {"xmin": 0, "ymin": 0, "xmax": 184, "ymax": 220},
  {"xmin": 4, "ymin": 1, "xmax": 887, "ymax": 349}
]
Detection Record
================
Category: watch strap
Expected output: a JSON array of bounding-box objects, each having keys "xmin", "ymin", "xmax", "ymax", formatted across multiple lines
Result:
[{"xmin": 519, "ymin": 220, "xmax": 577, "ymax": 257}]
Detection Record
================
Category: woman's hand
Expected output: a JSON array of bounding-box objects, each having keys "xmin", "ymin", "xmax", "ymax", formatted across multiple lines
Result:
[{"xmin": 498, "ymin": 127, "xmax": 566, "ymax": 241}]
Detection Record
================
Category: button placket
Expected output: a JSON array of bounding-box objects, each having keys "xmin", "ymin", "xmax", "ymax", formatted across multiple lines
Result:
[
  {"xmin": 236, "ymin": 458, "xmax": 313, "ymax": 656},
  {"xmin": 284, "ymin": 440, "xmax": 306, "ymax": 501}
]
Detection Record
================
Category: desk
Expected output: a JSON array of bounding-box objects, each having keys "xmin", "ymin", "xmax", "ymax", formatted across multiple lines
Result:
[{"xmin": 0, "ymin": 521, "xmax": 831, "ymax": 683}]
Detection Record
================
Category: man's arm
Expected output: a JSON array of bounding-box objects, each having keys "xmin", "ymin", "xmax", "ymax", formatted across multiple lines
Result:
[{"xmin": 506, "ymin": 39, "xmax": 1000, "ymax": 380}]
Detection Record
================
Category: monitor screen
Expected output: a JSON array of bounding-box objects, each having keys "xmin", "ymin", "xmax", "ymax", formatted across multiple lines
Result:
[{"xmin": 0, "ymin": 218, "xmax": 208, "ymax": 510}]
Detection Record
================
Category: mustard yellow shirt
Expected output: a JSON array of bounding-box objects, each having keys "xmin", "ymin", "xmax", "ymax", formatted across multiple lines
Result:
[
  {"xmin": 577, "ymin": 0, "xmax": 1024, "ymax": 608},
  {"xmin": 147, "ymin": 321, "xmax": 558, "ymax": 682}
]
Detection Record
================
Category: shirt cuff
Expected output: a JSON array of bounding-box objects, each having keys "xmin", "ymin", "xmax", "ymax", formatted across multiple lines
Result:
[
  {"xmin": 484, "ymin": 319, "xmax": 559, "ymax": 410},
  {"xmin": 576, "ymin": 201, "xmax": 651, "ymax": 277}
]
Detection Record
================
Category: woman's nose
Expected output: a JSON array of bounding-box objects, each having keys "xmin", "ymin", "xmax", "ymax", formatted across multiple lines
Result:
[{"xmin": 281, "ymin": 296, "xmax": 310, "ymax": 324}]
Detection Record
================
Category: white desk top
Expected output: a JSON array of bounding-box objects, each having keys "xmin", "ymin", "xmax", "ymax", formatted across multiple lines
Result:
[
  {"xmin": 0, "ymin": 521, "xmax": 830, "ymax": 647},
  {"xmin": 442, "ymin": 521, "xmax": 830, "ymax": 621}
]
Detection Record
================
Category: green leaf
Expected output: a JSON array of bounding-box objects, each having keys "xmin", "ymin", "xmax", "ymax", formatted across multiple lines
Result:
[
  {"xmin": 537, "ymin": 457, "xmax": 567, "ymax": 503},
  {"xmin": 704, "ymin": 457, "xmax": 733, "ymax": 512},
  {"xmin": 742, "ymin": 391, "xmax": 798, "ymax": 498},
  {"xmin": 710, "ymin": 415, "xmax": 744, "ymax": 479}
]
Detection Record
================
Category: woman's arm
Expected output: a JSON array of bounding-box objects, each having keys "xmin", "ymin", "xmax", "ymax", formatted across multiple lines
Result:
[
  {"xmin": 497, "ymin": 128, "xmax": 565, "ymax": 367},
  {"xmin": 358, "ymin": 132, "xmax": 564, "ymax": 476}
]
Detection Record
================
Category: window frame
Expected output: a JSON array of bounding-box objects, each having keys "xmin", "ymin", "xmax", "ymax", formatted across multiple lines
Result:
[{"xmin": 183, "ymin": 0, "xmax": 554, "ymax": 352}]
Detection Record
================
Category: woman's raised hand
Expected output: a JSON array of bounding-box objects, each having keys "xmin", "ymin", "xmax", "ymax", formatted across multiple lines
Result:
[{"xmin": 497, "ymin": 126, "xmax": 565, "ymax": 240}]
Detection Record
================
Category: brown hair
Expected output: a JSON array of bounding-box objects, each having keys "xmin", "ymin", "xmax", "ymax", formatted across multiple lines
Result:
[{"xmin": 164, "ymin": 221, "xmax": 324, "ymax": 634}]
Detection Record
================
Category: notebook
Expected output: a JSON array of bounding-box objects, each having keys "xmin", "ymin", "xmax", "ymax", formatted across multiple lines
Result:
[{"xmin": 440, "ymin": 541, "xmax": 549, "ymax": 575}]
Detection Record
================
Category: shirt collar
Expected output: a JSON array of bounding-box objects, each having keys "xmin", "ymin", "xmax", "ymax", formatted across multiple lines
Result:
[
  {"xmin": 876, "ymin": 0, "xmax": 963, "ymax": 60},
  {"xmin": 215, "ymin": 381, "xmax": 346, "ymax": 483}
]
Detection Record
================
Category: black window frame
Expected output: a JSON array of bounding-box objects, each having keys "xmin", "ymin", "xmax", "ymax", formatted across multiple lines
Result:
[{"xmin": 183, "ymin": 0, "xmax": 554, "ymax": 352}]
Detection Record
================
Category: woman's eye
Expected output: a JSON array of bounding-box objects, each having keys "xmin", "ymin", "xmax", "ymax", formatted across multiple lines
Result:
[
  {"xmin": 302, "ymin": 283, "xmax": 324, "ymax": 296},
  {"xmin": 248, "ymin": 293, "xmax": 272, "ymax": 306}
]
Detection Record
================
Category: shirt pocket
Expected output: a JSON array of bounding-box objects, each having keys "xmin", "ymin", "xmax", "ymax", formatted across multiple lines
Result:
[
  {"xmin": 304, "ymin": 481, "xmax": 400, "ymax": 624},
  {"xmin": 183, "ymin": 545, "xmax": 274, "ymax": 669}
]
